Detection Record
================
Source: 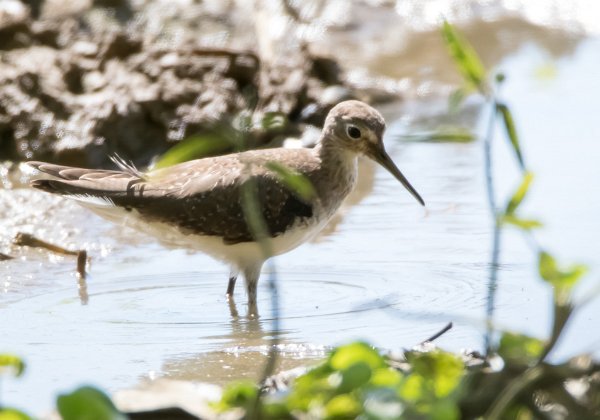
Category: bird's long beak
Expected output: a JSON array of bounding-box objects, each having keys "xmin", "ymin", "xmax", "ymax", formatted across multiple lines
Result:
[{"xmin": 369, "ymin": 146, "xmax": 425, "ymax": 206}]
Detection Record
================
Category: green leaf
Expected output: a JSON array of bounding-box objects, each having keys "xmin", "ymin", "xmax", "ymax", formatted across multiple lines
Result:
[
  {"xmin": 504, "ymin": 172, "xmax": 534, "ymax": 215},
  {"xmin": 265, "ymin": 161, "xmax": 316, "ymax": 201},
  {"xmin": 369, "ymin": 367, "xmax": 402, "ymax": 387},
  {"xmin": 538, "ymin": 251, "xmax": 588, "ymax": 293},
  {"xmin": 497, "ymin": 103, "xmax": 525, "ymax": 169},
  {"xmin": 213, "ymin": 381, "xmax": 259, "ymax": 412},
  {"xmin": 261, "ymin": 112, "xmax": 288, "ymax": 131},
  {"xmin": 398, "ymin": 128, "xmax": 475, "ymax": 144},
  {"xmin": 398, "ymin": 374, "xmax": 425, "ymax": 402},
  {"xmin": 448, "ymin": 88, "xmax": 468, "ymax": 113},
  {"xmin": 0, "ymin": 408, "xmax": 32, "ymax": 420},
  {"xmin": 0, "ymin": 354, "xmax": 25, "ymax": 377},
  {"xmin": 441, "ymin": 21, "xmax": 487, "ymax": 93},
  {"xmin": 501, "ymin": 215, "xmax": 542, "ymax": 230},
  {"xmin": 154, "ymin": 132, "xmax": 233, "ymax": 169},
  {"xmin": 329, "ymin": 342, "xmax": 386, "ymax": 371},
  {"xmin": 324, "ymin": 393, "xmax": 361, "ymax": 419},
  {"xmin": 430, "ymin": 399, "xmax": 460, "ymax": 420},
  {"xmin": 338, "ymin": 362, "xmax": 372, "ymax": 393},
  {"xmin": 405, "ymin": 351, "xmax": 464, "ymax": 398},
  {"xmin": 421, "ymin": 130, "xmax": 475, "ymax": 143},
  {"xmin": 498, "ymin": 332, "xmax": 544, "ymax": 365},
  {"xmin": 56, "ymin": 386, "xmax": 126, "ymax": 420}
]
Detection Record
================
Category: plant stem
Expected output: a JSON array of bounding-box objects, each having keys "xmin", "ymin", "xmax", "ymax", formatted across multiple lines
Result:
[
  {"xmin": 486, "ymin": 365, "xmax": 544, "ymax": 420},
  {"xmin": 484, "ymin": 100, "xmax": 501, "ymax": 355}
]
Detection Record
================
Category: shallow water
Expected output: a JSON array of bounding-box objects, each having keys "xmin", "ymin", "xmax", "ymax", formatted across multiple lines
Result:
[{"xmin": 2, "ymin": 28, "xmax": 600, "ymax": 418}]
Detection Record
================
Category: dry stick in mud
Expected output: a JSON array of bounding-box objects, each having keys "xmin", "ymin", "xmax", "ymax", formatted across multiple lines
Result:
[
  {"xmin": 419, "ymin": 321, "xmax": 454, "ymax": 345},
  {"xmin": 13, "ymin": 233, "xmax": 89, "ymax": 303}
]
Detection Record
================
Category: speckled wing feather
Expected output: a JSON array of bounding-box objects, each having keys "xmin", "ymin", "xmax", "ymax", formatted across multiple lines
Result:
[{"xmin": 29, "ymin": 151, "xmax": 315, "ymax": 244}]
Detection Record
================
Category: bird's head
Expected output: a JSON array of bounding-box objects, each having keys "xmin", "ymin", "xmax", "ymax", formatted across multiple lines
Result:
[{"xmin": 322, "ymin": 100, "xmax": 425, "ymax": 206}]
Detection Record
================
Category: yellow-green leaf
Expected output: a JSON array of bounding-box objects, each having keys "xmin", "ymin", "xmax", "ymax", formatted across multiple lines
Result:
[
  {"xmin": 405, "ymin": 351, "xmax": 464, "ymax": 398},
  {"xmin": 266, "ymin": 161, "xmax": 316, "ymax": 201},
  {"xmin": 501, "ymin": 215, "xmax": 542, "ymax": 230},
  {"xmin": 441, "ymin": 21, "xmax": 487, "ymax": 93},
  {"xmin": 505, "ymin": 172, "xmax": 534, "ymax": 215},
  {"xmin": 212, "ymin": 381, "xmax": 258, "ymax": 412},
  {"xmin": 329, "ymin": 342, "xmax": 386, "ymax": 371},
  {"xmin": 324, "ymin": 393, "xmax": 361, "ymax": 418},
  {"xmin": 0, "ymin": 408, "xmax": 32, "ymax": 420},
  {"xmin": 538, "ymin": 251, "xmax": 587, "ymax": 292},
  {"xmin": 497, "ymin": 103, "xmax": 525, "ymax": 169},
  {"xmin": 154, "ymin": 132, "xmax": 233, "ymax": 169},
  {"xmin": 57, "ymin": 386, "xmax": 126, "ymax": 420},
  {"xmin": 498, "ymin": 332, "xmax": 544, "ymax": 365},
  {"xmin": 0, "ymin": 354, "xmax": 25, "ymax": 377},
  {"xmin": 370, "ymin": 367, "xmax": 402, "ymax": 387},
  {"xmin": 339, "ymin": 362, "xmax": 372, "ymax": 392}
]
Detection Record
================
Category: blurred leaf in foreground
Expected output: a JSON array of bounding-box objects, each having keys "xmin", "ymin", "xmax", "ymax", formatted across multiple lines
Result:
[
  {"xmin": 501, "ymin": 172, "xmax": 542, "ymax": 230},
  {"xmin": 498, "ymin": 332, "xmax": 544, "ymax": 365},
  {"xmin": 0, "ymin": 409, "xmax": 32, "ymax": 420},
  {"xmin": 497, "ymin": 103, "xmax": 525, "ymax": 169},
  {"xmin": 57, "ymin": 386, "xmax": 126, "ymax": 420},
  {"xmin": 441, "ymin": 21, "xmax": 488, "ymax": 93},
  {"xmin": 260, "ymin": 112, "xmax": 288, "ymax": 132},
  {"xmin": 154, "ymin": 132, "xmax": 234, "ymax": 169},
  {"xmin": 398, "ymin": 128, "xmax": 475, "ymax": 143},
  {"xmin": 448, "ymin": 87, "xmax": 468, "ymax": 112},
  {"xmin": 504, "ymin": 172, "xmax": 533, "ymax": 216},
  {"xmin": 501, "ymin": 215, "xmax": 542, "ymax": 230},
  {"xmin": 0, "ymin": 354, "xmax": 25, "ymax": 377},
  {"xmin": 538, "ymin": 252, "xmax": 587, "ymax": 298},
  {"xmin": 265, "ymin": 162, "xmax": 316, "ymax": 201},
  {"xmin": 212, "ymin": 381, "xmax": 258, "ymax": 414},
  {"xmin": 403, "ymin": 350, "xmax": 465, "ymax": 400}
]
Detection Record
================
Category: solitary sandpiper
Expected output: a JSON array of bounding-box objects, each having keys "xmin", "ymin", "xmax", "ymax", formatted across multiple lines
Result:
[{"xmin": 29, "ymin": 100, "xmax": 424, "ymax": 312}]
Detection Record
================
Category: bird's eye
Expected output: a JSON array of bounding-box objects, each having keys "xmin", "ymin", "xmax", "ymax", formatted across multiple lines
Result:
[{"xmin": 346, "ymin": 125, "xmax": 361, "ymax": 139}]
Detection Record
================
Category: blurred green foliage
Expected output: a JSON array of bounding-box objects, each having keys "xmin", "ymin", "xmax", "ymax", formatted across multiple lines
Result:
[
  {"xmin": 265, "ymin": 162, "xmax": 316, "ymax": 201},
  {"xmin": 442, "ymin": 21, "xmax": 487, "ymax": 93},
  {"xmin": 57, "ymin": 386, "xmax": 125, "ymax": 420},
  {"xmin": 216, "ymin": 342, "xmax": 465, "ymax": 419},
  {"xmin": 0, "ymin": 409, "xmax": 31, "ymax": 420},
  {"xmin": 500, "ymin": 172, "xmax": 542, "ymax": 230},
  {"xmin": 0, "ymin": 355, "xmax": 24, "ymax": 378}
]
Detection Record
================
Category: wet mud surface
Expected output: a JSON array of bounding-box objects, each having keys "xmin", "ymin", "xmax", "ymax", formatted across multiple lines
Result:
[{"xmin": 0, "ymin": 0, "xmax": 391, "ymax": 167}]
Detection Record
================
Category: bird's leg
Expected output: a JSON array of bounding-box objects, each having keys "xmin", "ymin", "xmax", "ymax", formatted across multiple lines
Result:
[
  {"xmin": 226, "ymin": 268, "xmax": 239, "ymax": 299},
  {"xmin": 243, "ymin": 262, "xmax": 264, "ymax": 318}
]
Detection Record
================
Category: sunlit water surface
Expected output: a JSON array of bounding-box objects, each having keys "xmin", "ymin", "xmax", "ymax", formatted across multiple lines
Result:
[{"xmin": 1, "ymin": 36, "xmax": 599, "ymax": 416}]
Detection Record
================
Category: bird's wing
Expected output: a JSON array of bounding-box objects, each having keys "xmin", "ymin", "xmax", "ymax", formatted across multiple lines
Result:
[
  {"xmin": 123, "ymin": 162, "xmax": 315, "ymax": 244},
  {"xmin": 29, "ymin": 152, "xmax": 316, "ymax": 244}
]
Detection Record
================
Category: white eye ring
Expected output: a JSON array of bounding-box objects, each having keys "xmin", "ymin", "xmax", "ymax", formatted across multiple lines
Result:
[{"xmin": 346, "ymin": 125, "xmax": 362, "ymax": 140}]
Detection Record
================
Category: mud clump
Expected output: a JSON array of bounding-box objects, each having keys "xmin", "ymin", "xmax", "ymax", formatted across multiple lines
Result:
[{"xmin": 0, "ymin": 1, "xmax": 367, "ymax": 167}]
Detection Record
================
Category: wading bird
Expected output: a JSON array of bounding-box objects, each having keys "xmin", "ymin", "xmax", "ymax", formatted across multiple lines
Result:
[{"xmin": 29, "ymin": 100, "xmax": 424, "ymax": 314}]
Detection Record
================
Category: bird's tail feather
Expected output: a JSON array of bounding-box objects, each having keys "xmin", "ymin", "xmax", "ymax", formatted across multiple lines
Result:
[{"xmin": 28, "ymin": 161, "xmax": 142, "ymax": 198}]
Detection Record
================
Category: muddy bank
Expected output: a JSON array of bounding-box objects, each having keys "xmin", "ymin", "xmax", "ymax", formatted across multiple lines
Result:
[{"xmin": 0, "ymin": 0, "xmax": 392, "ymax": 168}]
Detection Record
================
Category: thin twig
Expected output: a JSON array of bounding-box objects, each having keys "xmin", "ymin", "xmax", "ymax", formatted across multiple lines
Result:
[
  {"xmin": 13, "ymin": 232, "xmax": 88, "ymax": 280},
  {"xmin": 420, "ymin": 322, "xmax": 453, "ymax": 344}
]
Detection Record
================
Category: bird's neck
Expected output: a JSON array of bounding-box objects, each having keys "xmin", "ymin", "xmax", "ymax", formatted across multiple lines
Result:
[{"xmin": 312, "ymin": 139, "xmax": 358, "ymax": 209}]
